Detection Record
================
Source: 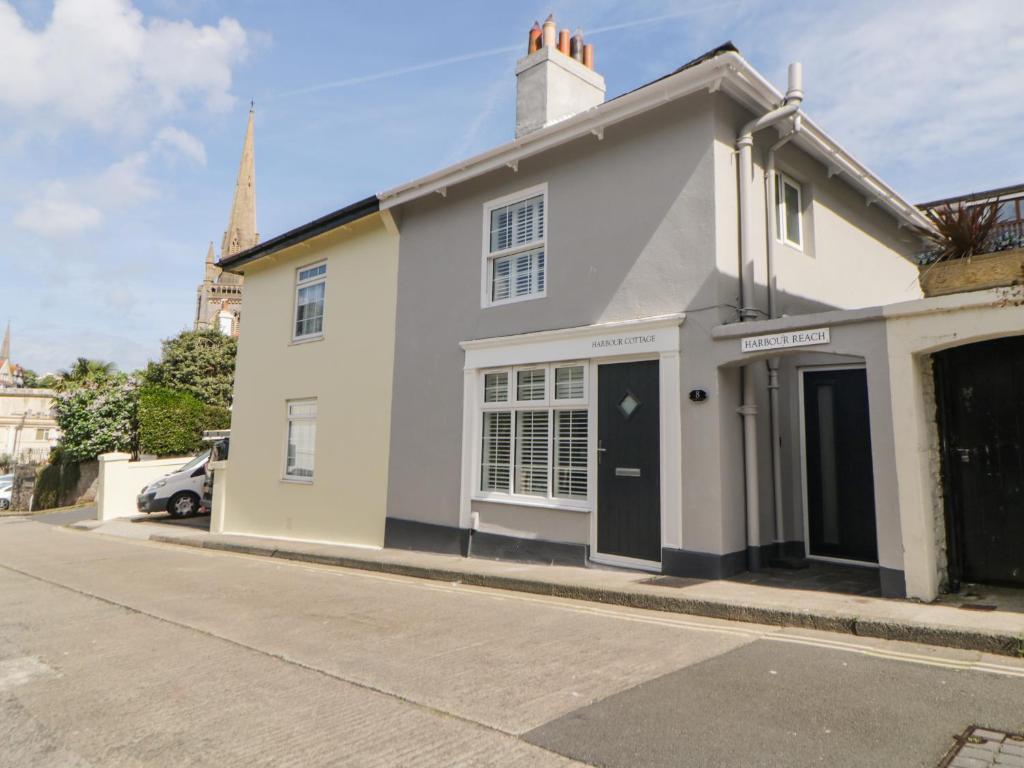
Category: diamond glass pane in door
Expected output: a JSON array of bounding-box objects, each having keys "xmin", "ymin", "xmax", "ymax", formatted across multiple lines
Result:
[{"xmin": 618, "ymin": 392, "xmax": 640, "ymax": 418}]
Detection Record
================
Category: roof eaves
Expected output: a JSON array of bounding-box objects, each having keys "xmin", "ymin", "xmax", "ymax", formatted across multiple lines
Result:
[
  {"xmin": 377, "ymin": 48, "xmax": 740, "ymax": 210},
  {"xmin": 218, "ymin": 195, "xmax": 380, "ymax": 272},
  {"xmin": 378, "ymin": 45, "xmax": 930, "ymax": 233}
]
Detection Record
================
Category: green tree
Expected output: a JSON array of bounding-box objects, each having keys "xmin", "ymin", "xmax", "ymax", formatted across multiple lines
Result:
[
  {"xmin": 144, "ymin": 329, "xmax": 237, "ymax": 409},
  {"xmin": 52, "ymin": 374, "xmax": 139, "ymax": 461},
  {"xmin": 20, "ymin": 369, "xmax": 38, "ymax": 388}
]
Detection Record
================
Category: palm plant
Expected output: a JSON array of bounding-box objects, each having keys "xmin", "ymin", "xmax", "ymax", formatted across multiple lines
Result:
[
  {"xmin": 55, "ymin": 358, "xmax": 117, "ymax": 391},
  {"xmin": 920, "ymin": 199, "xmax": 1001, "ymax": 263}
]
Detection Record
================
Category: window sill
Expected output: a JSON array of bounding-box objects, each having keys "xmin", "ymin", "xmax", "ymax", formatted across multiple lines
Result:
[
  {"xmin": 289, "ymin": 334, "xmax": 325, "ymax": 347},
  {"xmin": 281, "ymin": 477, "xmax": 314, "ymax": 485},
  {"xmin": 471, "ymin": 493, "xmax": 591, "ymax": 513},
  {"xmin": 482, "ymin": 292, "xmax": 547, "ymax": 310}
]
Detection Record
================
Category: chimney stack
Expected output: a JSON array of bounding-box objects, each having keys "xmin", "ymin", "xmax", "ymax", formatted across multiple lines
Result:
[{"xmin": 515, "ymin": 15, "xmax": 605, "ymax": 138}]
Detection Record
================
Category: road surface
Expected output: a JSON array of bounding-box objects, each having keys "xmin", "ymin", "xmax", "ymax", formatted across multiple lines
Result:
[{"xmin": 1, "ymin": 517, "xmax": 1021, "ymax": 767}]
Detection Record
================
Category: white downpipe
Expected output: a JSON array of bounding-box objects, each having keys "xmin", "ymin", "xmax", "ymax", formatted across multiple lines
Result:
[
  {"xmin": 736, "ymin": 62, "xmax": 803, "ymax": 566},
  {"xmin": 765, "ymin": 117, "xmax": 802, "ymax": 546}
]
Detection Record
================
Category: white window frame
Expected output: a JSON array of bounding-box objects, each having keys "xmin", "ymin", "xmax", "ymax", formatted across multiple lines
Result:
[
  {"xmin": 775, "ymin": 171, "xmax": 804, "ymax": 250},
  {"xmin": 480, "ymin": 183, "xmax": 548, "ymax": 308},
  {"xmin": 292, "ymin": 260, "xmax": 327, "ymax": 342},
  {"xmin": 473, "ymin": 361, "xmax": 590, "ymax": 510},
  {"xmin": 283, "ymin": 398, "xmax": 317, "ymax": 482}
]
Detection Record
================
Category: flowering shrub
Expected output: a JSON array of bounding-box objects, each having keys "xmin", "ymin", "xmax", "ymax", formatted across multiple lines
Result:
[{"xmin": 53, "ymin": 374, "xmax": 139, "ymax": 461}]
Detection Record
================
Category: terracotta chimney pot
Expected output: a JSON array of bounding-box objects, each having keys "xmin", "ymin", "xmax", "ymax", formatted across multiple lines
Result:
[
  {"xmin": 528, "ymin": 22, "xmax": 541, "ymax": 54},
  {"xmin": 558, "ymin": 28, "xmax": 570, "ymax": 55}
]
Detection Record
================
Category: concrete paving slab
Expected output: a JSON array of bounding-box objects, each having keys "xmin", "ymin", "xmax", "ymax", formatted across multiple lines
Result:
[
  {"xmin": 0, "ymin": 522, "xmax": 757, "ymax": 735},
  {"xmin": 0, "ymin": 566, "xmax": 583, "ymax": 767}
]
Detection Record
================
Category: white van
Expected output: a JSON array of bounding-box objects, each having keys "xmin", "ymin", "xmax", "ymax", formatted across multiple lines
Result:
[{"xmin": 137, "ymin": 451, "xmax": 210, "ymax": 518}]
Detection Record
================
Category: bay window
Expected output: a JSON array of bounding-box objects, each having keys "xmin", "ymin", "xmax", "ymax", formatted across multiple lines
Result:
[{"xmin": 477, "ymin": 362, "xmax": 589, "ymax": 506}]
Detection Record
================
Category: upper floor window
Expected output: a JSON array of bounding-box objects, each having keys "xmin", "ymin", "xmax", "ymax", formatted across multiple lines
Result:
[
  {"xmin": 775, "ymin": 172, "xmax": 803, "ymax": 249},
  {"xmin": 294, "ymin": 262, "xmax": 326, "ymax": 341},
  {"xmin": 482, "ymin": 185, "xmax": 547, "ymax": 307}
]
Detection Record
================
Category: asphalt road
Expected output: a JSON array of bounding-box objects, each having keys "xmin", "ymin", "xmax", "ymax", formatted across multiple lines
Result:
[{"xmin": 1, "ymin": 518, "xmax": 1022, "ymax": 767}]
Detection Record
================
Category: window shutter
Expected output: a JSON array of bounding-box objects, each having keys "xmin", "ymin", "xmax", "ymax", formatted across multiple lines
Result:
[
  {"xmin": 554, "ymin": 366, "xmax": 584, "ymax": 400},
  {"xmin": 481, "ymin": 411, "xmax": 512, "ymax": 492},
  {"xmin": 515, "ymin": 410, "xmax": 550, "ymax": 495},
  {"xmin": 516, "ymin": 368, "xmax": 546, "ymax": 401},
  {"xmin": 483, "ymin": 372, "xmax": 509, "ymax": 403},
  {"xmin": 554, "ymin": 409, "xmax": 588, "ymax": 498}
]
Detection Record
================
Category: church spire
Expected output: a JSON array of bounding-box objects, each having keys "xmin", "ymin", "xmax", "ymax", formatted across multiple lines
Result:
[
  {"xmin": 1, "ymin": 322, "xmax": 9, "ymax": 361},
  {"xmin": 220, "ymin": 105, "xmax": 257, "ymax": 259}
]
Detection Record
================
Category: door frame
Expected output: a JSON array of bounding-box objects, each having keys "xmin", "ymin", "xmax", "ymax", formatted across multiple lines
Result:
[
  {"xmin": 798, "ymin": 363, "xmax": 880, "ymax": 568},
  {"xmin": 588, "ymin": 352, "xmax": 674, "ymax": 572}
]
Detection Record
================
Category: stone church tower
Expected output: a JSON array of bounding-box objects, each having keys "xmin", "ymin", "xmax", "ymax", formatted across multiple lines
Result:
[{"xmin": 194, "ymin": 107, "xmax": 258, "ymax": 336}]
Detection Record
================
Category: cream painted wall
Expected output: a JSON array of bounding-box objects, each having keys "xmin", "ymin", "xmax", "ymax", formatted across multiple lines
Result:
[
  {"xmin": 225, "ymin": 214, "xmax": 398, "ymax": 547},
  {"xmin": 96, "ymin": 453, "xmax": 192, "ymax": 521}
]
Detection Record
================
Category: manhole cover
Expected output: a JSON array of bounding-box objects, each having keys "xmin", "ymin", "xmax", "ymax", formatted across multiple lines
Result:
[{"xmin": 938, "ymin": 726, "xmax": 1024, "ymax": 767}]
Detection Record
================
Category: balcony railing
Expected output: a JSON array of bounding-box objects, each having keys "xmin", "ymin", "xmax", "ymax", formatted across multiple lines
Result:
[{"xmin": 994, "ymin": 219, "xmax": 1024, "ymax": 240}]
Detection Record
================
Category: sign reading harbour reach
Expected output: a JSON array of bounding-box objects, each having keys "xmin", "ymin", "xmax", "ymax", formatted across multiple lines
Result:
[{"xmin": 741, "ymin": 327, "xmax": 830, "ymax": 353}]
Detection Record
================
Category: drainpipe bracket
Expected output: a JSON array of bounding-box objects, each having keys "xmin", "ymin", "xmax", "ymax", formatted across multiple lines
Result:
[{"xmin": 737, "ymin": 405, "xmax": 758, "ymax": 416}]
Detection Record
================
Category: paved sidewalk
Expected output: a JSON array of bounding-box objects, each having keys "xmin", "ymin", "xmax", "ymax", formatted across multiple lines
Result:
[{"xmin": 73, "ymin": 517, "xmax": 1024, "ymax": 657}]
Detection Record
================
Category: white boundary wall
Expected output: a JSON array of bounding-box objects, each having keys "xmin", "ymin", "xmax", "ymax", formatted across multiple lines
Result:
[{"xmin": 96, "ymin": 453, "xmax": 191, "ymax": 521}]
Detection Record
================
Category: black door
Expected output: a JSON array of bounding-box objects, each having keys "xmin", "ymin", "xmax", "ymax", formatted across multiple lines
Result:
[
  {"xmin": 597, "ymin": 361, "xmax": 660, "ymax": 562},
  {"xmin": 934, "ymin": 337, "xmax": 1024, "ymax": 588},
  {"xmin": 803, "ymin": 368, "xmax": 878, "ymax": 562}
]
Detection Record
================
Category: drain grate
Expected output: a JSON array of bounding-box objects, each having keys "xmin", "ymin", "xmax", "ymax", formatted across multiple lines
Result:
[{"xmin": 937, "ymin": 726, "xmax": 1024, "ymax": 767}]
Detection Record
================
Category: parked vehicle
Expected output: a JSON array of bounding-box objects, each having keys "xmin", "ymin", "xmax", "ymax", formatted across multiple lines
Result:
[
  {"xmin": 201, "ymin": 437, "xmax": 229, "ymax": 513},
  {"xmin": 0, "ymin": 482, "xmax": 12, "ymax": 511},
  {"xmin": 137, "ymin": 451, "xmax": 210, "ymax": 518}
]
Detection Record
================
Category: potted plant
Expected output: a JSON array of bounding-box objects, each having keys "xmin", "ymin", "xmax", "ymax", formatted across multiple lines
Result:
[{"xmin": 918, "ymin": 199, "xmax": 1024, "ymax": 297}]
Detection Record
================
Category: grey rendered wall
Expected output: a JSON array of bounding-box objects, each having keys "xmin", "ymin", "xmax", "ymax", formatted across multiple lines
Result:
[
  {"xmin": 709, "ymin": 94, "xmax": 924, "ymax": 561},
  {"xmin": 387, "ymin": 92, "xmax": 720, "ymax": 531}
]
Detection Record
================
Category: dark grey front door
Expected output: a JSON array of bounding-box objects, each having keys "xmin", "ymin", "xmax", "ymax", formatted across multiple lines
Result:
[
  {"xmin": 803, "ymin": 368, "xmax": 878, "ymax": 563},
  {"xmin": 597, "ymin": 360, "xmax": 660, "ymax": 562}
]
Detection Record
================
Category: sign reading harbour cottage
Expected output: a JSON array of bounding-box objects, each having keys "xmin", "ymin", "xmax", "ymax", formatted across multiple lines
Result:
[
  {"xmin": 592, "ymin": 334, "xmax": 657, "ymax": 350},
  {"xmin": 741, "ymin": 327, "xmax": 830, "ymax": 353}
]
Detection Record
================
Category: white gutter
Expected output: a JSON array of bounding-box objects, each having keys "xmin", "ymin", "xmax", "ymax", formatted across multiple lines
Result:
[
  {"xmin": 764, "ymin": 117, "xmax": 802, "ymax": 549},
  {"xmin": 736, "ymin": 62, "xmax": 803, "ymax": 568}
]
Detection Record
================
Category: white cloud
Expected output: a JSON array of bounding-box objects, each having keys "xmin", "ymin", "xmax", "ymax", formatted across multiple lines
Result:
[
  {"xmin": 0, "ymin": 0, "xmax": 248, "ymax": 134},
  {"xmin": 763, "ymin": 0, "xmax": 1024, "ymax": 197},
  {"xmin": 15, "ymin": 150, "xmax": 160, "ymax": 238},
  {"xmin": 154, "ymin": 126, "xmax": 207, "ymax": 165},
  {"xmin": 14, "ymin": 190, "xmax": 102, "ymax": 237}
]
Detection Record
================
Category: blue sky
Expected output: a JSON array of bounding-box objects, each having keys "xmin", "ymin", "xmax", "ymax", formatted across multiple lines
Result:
[{"xmin": 2, "ymin": 0, "xmax": 1022, "ymax": 374}]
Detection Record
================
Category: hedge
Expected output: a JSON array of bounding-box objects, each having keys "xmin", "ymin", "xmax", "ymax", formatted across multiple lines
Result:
[
  {"xmin": 34, "ymin": 447, "xmax": 79, "ymax": 510},
  {"xmin": 138, "ymin": 385, "xmax": 231, "ymax": 457}
]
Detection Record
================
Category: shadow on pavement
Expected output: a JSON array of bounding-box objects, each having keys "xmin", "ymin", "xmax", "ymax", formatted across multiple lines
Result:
[{"xmin": 132, "ymin": 512, "xmax": 211, "ymax": 532}]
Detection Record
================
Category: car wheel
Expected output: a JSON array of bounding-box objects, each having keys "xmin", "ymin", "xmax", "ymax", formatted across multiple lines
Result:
[
  {"xmin": 0, "ymin": 499, "xmax": 9, "ymax": 511},
  {"xmin": 167, "ymin": 491, "xmax": 199, "ymax": 518}
]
